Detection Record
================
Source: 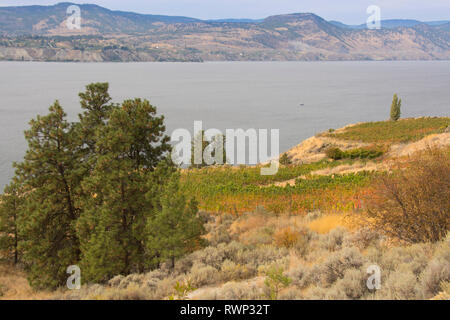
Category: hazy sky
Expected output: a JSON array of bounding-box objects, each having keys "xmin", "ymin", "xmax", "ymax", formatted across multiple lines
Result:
[{"xmin": 1, "ymin": 1, "xmax": 449, "ymax": 24}]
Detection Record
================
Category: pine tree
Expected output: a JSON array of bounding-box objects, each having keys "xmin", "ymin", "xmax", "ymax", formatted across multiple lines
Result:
[
  {"xmin": 73, "ymin": 82, "xmax": 117, "ymax": 189},
  {"xmin": 390, "ymin": 94, "xmax": 402, "ymax": 121},
  {"xmin": 75, "ymin": 82, "xmax": 115, "ymax": 154},
  {"xmin": 0, "ymin": 179, "xmax": 23, "ymax": 265},
  {"xmin": 15, "ymin": 101, "xmax": 81, "ymax": 289},
  {"xmin": 146, "ymin": 173, "xmax": 206, "ymax": 269},
  {"xmin": 77, "ymin": 98, "xmax": 171, "ymax": 282},
  {"xmin": 191, "ymin": 130, "xmax": 227, "ymax": 168},
  {"xmin": 0, "ymin": 83, "xmax": 204, "ymax": 288}
]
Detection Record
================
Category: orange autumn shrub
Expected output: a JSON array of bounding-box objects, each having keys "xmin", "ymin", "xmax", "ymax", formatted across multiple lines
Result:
[
  {"xmin": 273, "ymin": 227, "xmax": 301, "ymax": 248},
  {"xmin": 365, "ymin": 147, "xmax": 450, "ymax": 243}
]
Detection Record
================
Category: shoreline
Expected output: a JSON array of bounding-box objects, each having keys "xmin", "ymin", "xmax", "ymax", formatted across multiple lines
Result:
[{"xmin": 1, "ymin": 59, "xmax": 450, "ymax": 63}]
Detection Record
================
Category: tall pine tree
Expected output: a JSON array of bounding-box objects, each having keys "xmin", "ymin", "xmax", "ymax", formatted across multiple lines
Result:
[
  {"xmin": 77, "ymin": 98, "xmax": 171, "ymax": 282},
  {"xmin": 1, "ymin": 83, "xmax": 206, "ymax": 288},
  {"xmin": 0, "ymin": 179, "xmax": 23, "ymax": 265},
  {"xmin": 146, "ymin": 173, "xmax": 206, "ymax": 269},
  {"xmin": 15, "ymin": 101, "xmax": 81, "ymax": 289},
  {"xmin": 75, "ymin": 82, "xmax": 115, "ymax": 155}
]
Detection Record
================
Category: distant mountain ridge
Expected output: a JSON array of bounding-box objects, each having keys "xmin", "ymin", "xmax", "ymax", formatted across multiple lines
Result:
[
  {"xmin": 0, "ymin": 2, "xmax": 449, "ymax": 62},
  {"xmin": 329, "ymin": 19, "xmax": 450, "ymax": 29},
  {"xmin": 0, "ymin": 2, "xmax": 201, "ymax": 35},
  {"xmin": 0, "ymin": 3, "xmax": 448, "ymax": 34}
]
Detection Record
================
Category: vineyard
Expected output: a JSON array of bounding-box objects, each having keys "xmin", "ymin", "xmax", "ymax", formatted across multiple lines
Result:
[
  {"xmin": 181, "ymin": 117, "xmax": 450, "ymax": 215},
  {"xmin": 180, "ymin": 159, "xmax": 376, "ymax": 215},
  {"xmin": 326, "ymin": 117, "xmax": 449, "ymax": 144}
]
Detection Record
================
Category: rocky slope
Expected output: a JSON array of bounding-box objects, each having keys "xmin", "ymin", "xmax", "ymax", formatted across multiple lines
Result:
[{"xmin": 285, "ymin": 123, "xmax": 450, "ymax": 165}]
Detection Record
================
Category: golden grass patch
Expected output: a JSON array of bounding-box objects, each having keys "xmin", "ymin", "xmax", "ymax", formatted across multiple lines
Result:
[
  {"xmin": 0, "ymin": 263, "xmax": 52, "ymax": 300},
  {"xmin": 308, "ymin": 215, "xmax": 347, "ymax": 234}
]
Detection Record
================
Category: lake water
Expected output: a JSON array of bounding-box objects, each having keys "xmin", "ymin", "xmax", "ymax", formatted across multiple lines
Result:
[{"xmin": 0, "ymin": 61, "xmax": 449, "ymax": 189}]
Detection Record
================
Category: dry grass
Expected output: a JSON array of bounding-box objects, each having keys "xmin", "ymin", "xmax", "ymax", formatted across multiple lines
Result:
[
  {"xmin": 1, "ymin": 139, "xmax": 448, "ymax": 300},
  {"xmin": 0, "ymin": 263, "xmax": 51, "ymax": 300},
  {"xmin": 3, "ymin": 210, "xmax": 448, "ymax": 300},
  {"xmin": 307, "ymin": 215, "xmax": 347, "ymax": 234}
]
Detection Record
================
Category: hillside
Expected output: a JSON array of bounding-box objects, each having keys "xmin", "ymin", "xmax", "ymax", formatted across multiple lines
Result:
[
  {"xmin": 330, "ymin": 19, "xmax": 450, "ymax": 29},
  {"xmin": 175, "ymin": 117, "xmax": 449, "ymax": 215},
  {"xmin": 1, "ymin": 117, "xmax": 448, "ymax": 300},
  {"xmin": 0, "ymin": 2, "xmax": 200, "ymax": 35},
  {"xmin": 0, "ymin": 3, "xmax": 449, "ymax": 61},
  {"xmin": 286, "ymin": 117, "xmax": 450, "ymax": 165}
]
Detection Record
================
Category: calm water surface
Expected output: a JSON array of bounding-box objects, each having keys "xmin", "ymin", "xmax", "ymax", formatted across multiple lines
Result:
[{"xmin": 0, "ymin": 61, "xmax": 449, "ymax": 189}]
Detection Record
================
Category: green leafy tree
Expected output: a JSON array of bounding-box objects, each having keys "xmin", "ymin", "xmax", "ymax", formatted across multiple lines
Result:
[
  {"xmin": 390, "ymin": 93, "xmax": 402, "ymax": 121},
  {"xmin": 263, "ymin": 266, "xmax": 292, "ymax": 300},
  {"xmin": 0, "ymin": 179, "xmax": 23, "ymax": 264},
  {"xmin": 77, "ymin": 98, "xmax": 171, "ymax": 282},
  {"xmin": 15, "ymin": 101, "xmax": 81, "ymax": 289},
  {"xmin": 146, "ymin": 174, "xmax": 206, "ymax": 269}
]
